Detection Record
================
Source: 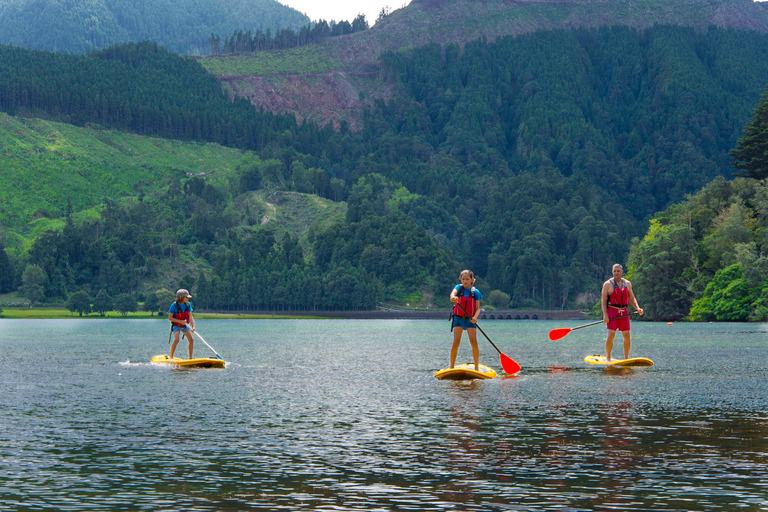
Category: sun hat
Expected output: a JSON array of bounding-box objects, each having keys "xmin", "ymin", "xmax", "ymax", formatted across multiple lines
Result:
[{"xmin": 176, "ymin": 289, "xmax": 192, "ymax": 298}]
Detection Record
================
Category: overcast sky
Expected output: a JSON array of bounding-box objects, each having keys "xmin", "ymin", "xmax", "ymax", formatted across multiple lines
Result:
[{"xmin": 278, "ymin": 0, "xmax": 412, "ymax": 26}]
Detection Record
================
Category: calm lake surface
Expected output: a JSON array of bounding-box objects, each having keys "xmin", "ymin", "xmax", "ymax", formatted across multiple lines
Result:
[{"xmin": 0, "ymin": 319, "xmax": 766, "ymax": 511}]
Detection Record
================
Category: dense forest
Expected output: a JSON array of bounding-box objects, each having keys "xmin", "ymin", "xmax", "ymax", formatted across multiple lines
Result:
[
  {"xmin": 628, "ymin": 86, "xmax": 768, "ymax": 321},
  {"xmin": 0, "ymin": 0, "xmax": 309, "ymax": 55},
  {"xmin": 7, "ymin": 172, "xmax": 454, "ymax": 311},
  {"xmin": 2, "ymin": 25, "xmax": 768, "ymax": 312}
]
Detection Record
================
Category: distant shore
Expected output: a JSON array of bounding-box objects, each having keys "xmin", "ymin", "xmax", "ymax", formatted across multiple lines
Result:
[{"xmin": 0, "ymin": 307, "xmax": 587, "ymax": 320}]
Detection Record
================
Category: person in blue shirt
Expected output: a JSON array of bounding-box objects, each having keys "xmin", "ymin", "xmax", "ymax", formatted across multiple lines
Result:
[
  {"xmin": 168, "ymin": 289, "xmax": 195, "ymax": 359},
  {"xmin": 449, "ymin": 269, "xmax": 483, "ymax": 370}
]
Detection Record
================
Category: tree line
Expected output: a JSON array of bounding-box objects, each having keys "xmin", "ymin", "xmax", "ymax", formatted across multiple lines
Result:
[{"xmin": 209, "ymin": 15, "xmax": 369, "ymax": 56}]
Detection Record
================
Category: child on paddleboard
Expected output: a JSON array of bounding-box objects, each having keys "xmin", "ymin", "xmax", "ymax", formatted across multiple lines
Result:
[
  {"xmin": 449, "ymin": 269, "xmax": 483, "ymax": 370},
  {"xmin": 168, "ymin": 289, "xmax": 196, "ymax": 359}
]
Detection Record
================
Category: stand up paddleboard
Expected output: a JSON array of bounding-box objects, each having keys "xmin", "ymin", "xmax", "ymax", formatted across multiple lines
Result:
[
  {"xmin": 584, "ymin": 355, "xmax": 653, "ymax": 367},
  {"xmin": 151, "ymin": 355, "xmax": 225, "ymax": 369},
  {"xmin": 435, "ymin": 363, "xmax": 497, "ymax": 380}
]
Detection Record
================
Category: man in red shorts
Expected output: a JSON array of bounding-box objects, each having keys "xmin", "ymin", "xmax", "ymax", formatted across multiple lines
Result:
[{"xmin": 601, "ymin": 263, "xmax": 643, "ymax": 361}]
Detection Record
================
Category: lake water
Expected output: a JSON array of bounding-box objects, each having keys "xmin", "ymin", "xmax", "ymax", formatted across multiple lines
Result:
[{"xmin": 0, "ymin": 319, "xmax": 766, "ymax": 511}]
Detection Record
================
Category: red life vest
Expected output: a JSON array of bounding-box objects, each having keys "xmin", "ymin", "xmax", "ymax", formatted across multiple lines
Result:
[
  {"xmin": 453, "ymin": 287, "xmax": 477, "ymax": 318},
  {"xmin": 171, "ymin": 301, "xmax": 191, "ymax": 323},
  {"xmin": 608, "ymin": 279, "xmax": 629, "ymax": 308}
]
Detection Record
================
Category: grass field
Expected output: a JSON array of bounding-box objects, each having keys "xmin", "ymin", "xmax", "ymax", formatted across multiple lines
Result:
[{"xmin": 197, "ymin": 46, "xmax": 339, "ymax": 77}]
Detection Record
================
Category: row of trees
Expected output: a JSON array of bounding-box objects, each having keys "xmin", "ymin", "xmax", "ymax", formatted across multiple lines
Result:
[
  {"xmin": 66, "ymin": 290, "xmax": 139, "ymax": 317},
  {"xmin": 209, "ymin": 15, "xmax": 369, "ymax": 55}
]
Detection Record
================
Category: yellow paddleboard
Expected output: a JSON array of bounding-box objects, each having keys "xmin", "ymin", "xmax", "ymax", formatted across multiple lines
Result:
[
  {"xmin": 435, "ymin": 363, "xmax": 497, "ymax": 380},
  {"xmin": 151, "ymin": 355, "xmax": 226, "ymax": 368},
  {"xmin": 584, "ymin": 355, "xmax": 653, "ymax": 367}
]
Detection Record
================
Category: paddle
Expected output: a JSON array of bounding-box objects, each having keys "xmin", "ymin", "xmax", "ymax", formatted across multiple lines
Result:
[
  {"xmin": 548, "ymin": 311, "xmax": 639, "ymax": 341},
  {"xmin": 190, "ymin": 329, "xmax": 224, "ymax": 360},
  {"xmin": 453, "ymin": 300, "xmax": 521, "ymax": 374}
]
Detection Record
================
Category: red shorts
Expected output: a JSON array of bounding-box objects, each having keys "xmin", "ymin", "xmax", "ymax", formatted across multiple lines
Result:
[{"xmin": 607, "ymin": 308, "xmax": 630, "ymax": 331}]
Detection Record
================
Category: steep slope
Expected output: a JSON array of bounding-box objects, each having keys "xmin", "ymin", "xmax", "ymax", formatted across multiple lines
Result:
[
  {"xmin": 201, "ymin": 0, "xmax": 768, "ymax": 128},
  {"xmin": 0, "ymin": 0, "xmax": 309, "ymax": 54}
]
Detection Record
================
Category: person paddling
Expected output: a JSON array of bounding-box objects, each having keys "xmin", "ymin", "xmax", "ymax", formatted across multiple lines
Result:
[
  {"xmin": 449, "ymin": 269, "xmax": 483, "ymax": 371},
  {"xmin": 168, "ymin": 289, "xmax": 195, "ymax": 359},
  {"xmin": 601, "ymin": 264, "xmax": 643, "ymax": 361}
]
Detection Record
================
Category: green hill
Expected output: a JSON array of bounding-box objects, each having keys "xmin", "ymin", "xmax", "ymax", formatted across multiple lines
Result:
[
  {"xmin": 0, "ymin": 112, "xmax": 245, "ymax": 248},
  {"xmin": 0, "ymin": 0, "xmax": 309, "ymax": 54}
]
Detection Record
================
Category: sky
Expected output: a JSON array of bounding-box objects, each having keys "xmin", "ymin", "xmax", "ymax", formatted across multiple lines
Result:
[{"xmin": 278, "ymin": 0, "xmax": 412, "ymax": 26}]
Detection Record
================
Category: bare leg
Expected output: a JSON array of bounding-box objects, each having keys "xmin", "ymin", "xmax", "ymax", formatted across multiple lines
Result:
[
  {"xmin": 170, "ymin": 330, "xmax": 180, "ymax": 359},
  {"xmin": 605, "ymin": 329, "xmax": 617, "ymax": 362},
  {"xmin": 186, "ymin": 331, "xmax": 194, "ymax": 359},
  {"xmin": 622, "ymin": 330, "xmax": 631, "ymax": 359},
  {"xmin": 450, "ymin": 327, "xmax": 463, "ymax": 368},
  {"xmin": 467, "ymin": 327, "xmax": 479, "ymax": 370}
]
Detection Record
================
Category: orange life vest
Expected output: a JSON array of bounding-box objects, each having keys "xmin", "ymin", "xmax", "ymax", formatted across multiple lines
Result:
[
  {"xmin": 453, "ymin": 287, "xmax": 477, "ymax": 318},
  {"xmin": 608, "ymin": 278, "xmax": 629, "ymax": 308},
  {"xmin": 171, "ymin": 301, "xmax": 192, "ymax": 323}
]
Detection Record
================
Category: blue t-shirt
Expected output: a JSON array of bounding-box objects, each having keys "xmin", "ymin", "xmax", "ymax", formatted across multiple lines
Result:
[
  {"xmin": 168, "ymin": 302, "xmax": 193, "ymax": 315},
  {"xmin": 454, "ymin": 285, "xmax": 483, "ymax": 300}
]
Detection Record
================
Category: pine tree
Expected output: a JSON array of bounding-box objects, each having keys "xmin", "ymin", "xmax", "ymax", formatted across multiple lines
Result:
[{"xmin": 731, "ymin": 85, "xmax": 768, "ymax": 179}]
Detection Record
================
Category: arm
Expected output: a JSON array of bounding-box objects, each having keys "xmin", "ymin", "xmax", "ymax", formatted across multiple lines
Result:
[
  {"xmin": 188, "ymin": 312, "xmax": 195, "ymax": 330},
  {"xmin": 626, "ymin": 281, "xmax": 644, "ymax": 315},
  {"xmin": 450, "ymin": 286, "xmax": 459, "ymax": 303},
  {"xmin": 471, "ymin": 301, "xmax": 480, "ymax": 323},
  {"xmin": 601, "ymin": 281, "xmax": 610, "ymax": 322}
]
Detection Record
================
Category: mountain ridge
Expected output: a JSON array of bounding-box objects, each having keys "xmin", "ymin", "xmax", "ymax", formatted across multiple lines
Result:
[
  {"xmin": 0, "ymin": 0, "xmax": 310, "ymax": 54},
  {"xmin": 204, "ymin": 0, "xmax": 768, "ymax": 128}
]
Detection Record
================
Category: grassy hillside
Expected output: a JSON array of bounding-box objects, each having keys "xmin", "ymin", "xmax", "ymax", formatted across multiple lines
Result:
[
  {"xmin": 0, "ymin": 113, "xmax": 345, "ymax": 255},
  {"xmin": 0, "ymin": 113, "xmax": 243, "ymax": 246},
  {"xmin": 198, "ymin": 45, "xmax": 338, "ymax": 76}
]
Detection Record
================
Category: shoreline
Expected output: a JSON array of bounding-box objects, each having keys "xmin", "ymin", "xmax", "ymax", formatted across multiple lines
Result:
[{"xmin": 0, "ymin": 308, "xmax": 588, "ymax": 320}]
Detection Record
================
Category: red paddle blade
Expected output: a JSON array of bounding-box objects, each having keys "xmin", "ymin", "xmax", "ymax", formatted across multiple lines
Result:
[
  {"xmin": 548, "ymin": 328, "xmax": 572, "ymax": 341},
  {"xmin": 500, "ymin": 353, "xmax": 521, "ymax": 374}
]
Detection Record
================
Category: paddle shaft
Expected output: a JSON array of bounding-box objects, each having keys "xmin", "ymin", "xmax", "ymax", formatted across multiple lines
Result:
[
  {"xmin": 572, "ymin": 311, "xmax": 638, "ymax": 332},
  {"xmin": 453, "ymin": 300, "xmax": 504, "ymax": 356},
  {"xmin": 190, "ymin": 329, "xmax": 224, "ymax": 360}
]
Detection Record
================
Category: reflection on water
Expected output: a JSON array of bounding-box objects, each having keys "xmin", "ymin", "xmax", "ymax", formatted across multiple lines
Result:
[{"xmin": 0, "ymin": 319, "xmax": 766, "ymax": 511}]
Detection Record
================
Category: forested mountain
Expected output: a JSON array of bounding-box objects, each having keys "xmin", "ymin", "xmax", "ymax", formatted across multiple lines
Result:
[
  {"xmin": 207, "ymin": 0, "xmax": 768, "ymax": 128},
  {"xmin": 0, "ymin": 0, "xmax": 309, "ymax": 54},
  {"xmin": 2, "ymin": 25, "xmax": 768, "ymax": 311}
]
